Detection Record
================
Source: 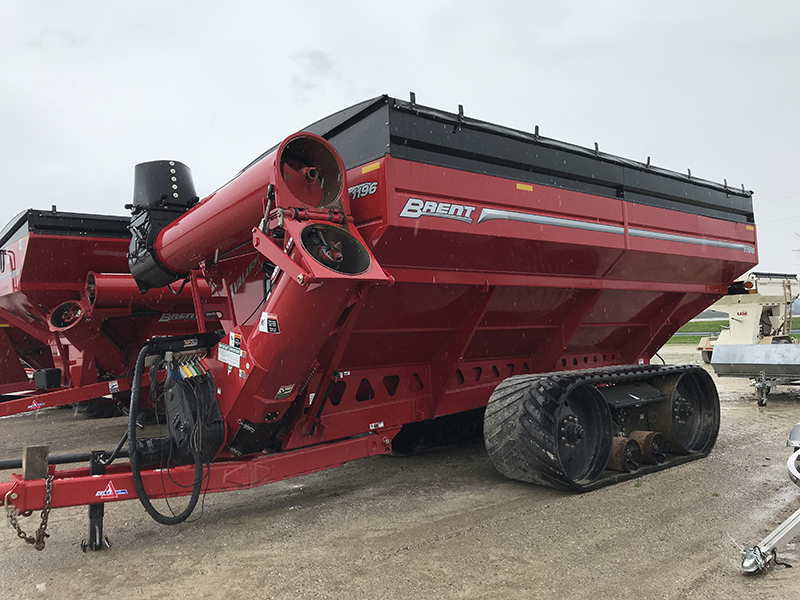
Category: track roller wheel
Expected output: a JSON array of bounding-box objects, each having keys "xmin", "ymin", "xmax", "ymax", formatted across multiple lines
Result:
[
  {"xmin": 646, "ymin": 368, "xmax": 719, "ymax": 454},
  {"xmin": 629, "ymin": 430, "xmax": 667, "ymax": 465},
  {"xmin": 484, "ymin": 375, "xmax": 612, "ymax": 491},
  {"xmin": 608, "ymin": 437, "xmax": 641, "ymax": 472}
]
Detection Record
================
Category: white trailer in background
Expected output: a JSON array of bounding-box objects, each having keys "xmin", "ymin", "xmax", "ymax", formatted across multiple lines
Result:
[
  {"xmin": 698, "ymin": 272, "xmax": 798, "ymax": 362},
  {"xmin": 699, "ymin": 272, "xmax": 800, "ymax": 405}
]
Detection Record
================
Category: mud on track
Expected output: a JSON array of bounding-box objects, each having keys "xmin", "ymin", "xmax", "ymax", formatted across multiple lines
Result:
[{"xmin": 1, "ymin": 345, "xmax": 799, "ymax": 599}]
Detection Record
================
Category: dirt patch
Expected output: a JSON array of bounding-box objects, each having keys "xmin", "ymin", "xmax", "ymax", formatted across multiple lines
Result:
[{"xmin": 2, "ymin": 345, "xmax": 800, "ymax": 599}]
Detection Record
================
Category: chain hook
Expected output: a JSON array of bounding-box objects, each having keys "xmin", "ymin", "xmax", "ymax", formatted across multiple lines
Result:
[{"xmin": 5, "ymin": 475, "xmax": 54, "ymax": 551}]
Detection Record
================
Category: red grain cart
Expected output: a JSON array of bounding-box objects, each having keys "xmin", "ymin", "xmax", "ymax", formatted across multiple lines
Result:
[
  {"xmin": 0, "ymin": 209, "xmax": 221, "ymax": 417},
  {"xmin": 1, "ymin": 95, "xmax": 756, "ymax": 550}
]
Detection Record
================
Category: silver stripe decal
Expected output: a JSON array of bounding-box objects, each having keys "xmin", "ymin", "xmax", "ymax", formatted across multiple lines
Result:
[
  {"xmin": 476, "ymin": 208, "xmax": 755, "ymax": 254},
  {"xmin": 628, "ymin": 228, "xmax": 755, "ymax": 254},
  {"xmin": 477, "ymin": 208, "xmax": 625, "ymax": 235}
]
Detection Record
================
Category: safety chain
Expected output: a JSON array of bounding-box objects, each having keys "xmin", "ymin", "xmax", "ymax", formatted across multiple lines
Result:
[
  {"xmin": 770, "ymin": 547, "xmax": 793, "ymax": 570},
  {"xmin": 5, "ymin": 475, "xmax": 54, "ymax": 551}
]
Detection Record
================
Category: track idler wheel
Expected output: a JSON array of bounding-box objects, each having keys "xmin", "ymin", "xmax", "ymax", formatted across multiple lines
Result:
[
  {"xmin": 646, "ymin": 368, "xmax": 719, "ymax": 455},
  {"xmin": 484, "ymin": 375, "xmax": 613, "ymax": 491}
]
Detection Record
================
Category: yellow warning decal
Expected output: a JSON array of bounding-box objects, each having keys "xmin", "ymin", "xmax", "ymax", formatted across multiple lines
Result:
[
  {"xmin": 746, "ymin": 225, "xmax": 754, "ymax": 231},
  {"xmin": 362, "ymin": 162, "xmax": 380, "ymax": 174},
  {"xmin": 516, "ymin": 183, "xmax": 533, "ymax": 192}
]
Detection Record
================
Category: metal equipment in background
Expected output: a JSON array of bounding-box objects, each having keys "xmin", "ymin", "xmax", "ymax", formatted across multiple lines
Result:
[
  {"xmin": 703, "ymin": 273, "xmax": 800, "ymax": 404},
  {"xmin": 1, "ymin": 94, "xmax": 758, "ymax": 549},
  {"xmin": 741, "ymin": 423, "xmax": 800, "ymax": 573},
  {"xmin": 698, "ymin": 272, "xmax": 798, "ymax": 362},
  {"xmin": 0, "ymin": 209, "xmax": 224, "ymax": 418}
]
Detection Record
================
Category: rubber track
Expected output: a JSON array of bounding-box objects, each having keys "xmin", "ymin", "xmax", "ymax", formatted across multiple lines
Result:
[{"xmin": 484, "ymin": 364, "xmax": 712, "ymax": 492}]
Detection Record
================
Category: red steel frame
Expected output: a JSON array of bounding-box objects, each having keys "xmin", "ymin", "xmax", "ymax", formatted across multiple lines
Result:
[{"xmin": 2, "ymin": 429, "xmax": 399, "ymax": 512}]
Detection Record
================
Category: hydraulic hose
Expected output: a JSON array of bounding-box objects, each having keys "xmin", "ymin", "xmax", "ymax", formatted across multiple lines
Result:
[{"xmin": 128, "ymin": 342, "xmax": 203, "ymax": 525}]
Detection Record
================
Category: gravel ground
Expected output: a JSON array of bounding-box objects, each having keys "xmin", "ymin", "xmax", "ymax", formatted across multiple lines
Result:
[{"xmin": 2, "ymin": 344, "xmax": 799, "ymax": 599}]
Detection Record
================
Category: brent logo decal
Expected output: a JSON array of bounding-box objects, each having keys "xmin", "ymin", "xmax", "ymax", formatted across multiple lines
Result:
[
  {"xmin": 158, "ymin": 312, "xmax": 196, "ymax": 322},
  {"xmin": 399, "ymin": 198, "xmax": 477, "ymax": 224}
]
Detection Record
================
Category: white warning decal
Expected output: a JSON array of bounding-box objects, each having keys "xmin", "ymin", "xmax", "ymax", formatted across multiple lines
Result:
[
  {"xmin": 218, "ymin": 343, "xmax": 241, "ymax": 369},
  {"xmin": 229, "ymin": 332, "xmax": 242, "ymax": 348},
  {"xmin": 259, "ymin": 312, "xmax": 280, "ymax": 334}
]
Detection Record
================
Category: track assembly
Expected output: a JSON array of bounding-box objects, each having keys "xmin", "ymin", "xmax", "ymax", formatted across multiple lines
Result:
[{"xmin": 484, "ymin": 365, "xmax": 719, "ymax": 491}]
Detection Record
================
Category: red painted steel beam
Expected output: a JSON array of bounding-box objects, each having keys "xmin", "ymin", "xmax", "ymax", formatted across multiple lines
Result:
[
  {"xmin": 618, "ymin": 292, "xmax": 686, "ymax": 363},
  {"xmin": 285, "ymin": 291, "xmax": 369, "ymax": 447},
  {"xmin": 530, "ymin": 289, "xmax": 604, "ymax": 370},
  {"xmin": 0, "ymin": 380, "xmax": 35, "ymax": 395},
  {"xmin": 0, "ymin": 429, "xmax": 399, "ymax": 512},
  {"xmin": 637, "ymin": 293, "xmax": 724, "ymax": 360},
  {"xmin": 429, "ymin": 286, "xmax": 496, "ymax": 413},
  {"xmin": 0, "ymin": 378, "xmax": 131, "ymax": 417},
  {"xmin": 0, "ymin": 307, "xmax": 52, "ymax": 344}
]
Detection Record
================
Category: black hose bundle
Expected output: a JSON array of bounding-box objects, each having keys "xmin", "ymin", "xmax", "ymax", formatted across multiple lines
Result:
[{"xmin": 128, "ymin": 343, "xmax": 203, "ymax": 525}]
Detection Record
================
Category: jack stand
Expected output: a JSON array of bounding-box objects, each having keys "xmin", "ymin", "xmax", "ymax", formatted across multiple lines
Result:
[{"xmin": 82, "ymin": 451, "xmax": 110, "ymax": 551}]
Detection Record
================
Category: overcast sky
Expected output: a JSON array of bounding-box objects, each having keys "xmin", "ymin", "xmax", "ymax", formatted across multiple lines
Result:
[{"xmin": 2, "ymin": 1, "xmax": 799, "ymax": 273}]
